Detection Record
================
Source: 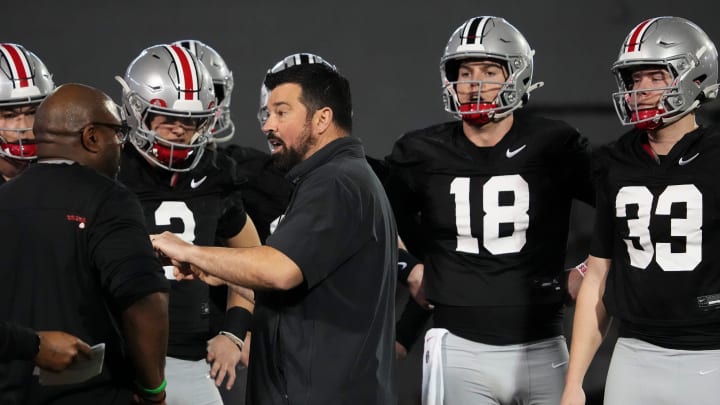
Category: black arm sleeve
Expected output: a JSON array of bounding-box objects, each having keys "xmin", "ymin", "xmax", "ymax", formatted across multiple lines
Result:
[{"xmin": 0, "ymin": 322, "xmax": 38, "ymax": 361}]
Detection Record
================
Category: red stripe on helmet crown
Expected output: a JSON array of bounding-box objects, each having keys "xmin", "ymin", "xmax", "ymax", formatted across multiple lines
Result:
[
  {"xmin": 626, "ymin": 19, "xmax": 652, "ymax": 53},
  {"xmin": 169, "ymin": 45, "xmax": 196, "ymax": 101},
  {"xmin": 2, "ymin": 44, "xmax": 30, "ymax": 88}
]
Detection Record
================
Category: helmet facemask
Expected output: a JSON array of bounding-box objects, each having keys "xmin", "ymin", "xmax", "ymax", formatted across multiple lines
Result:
[
  {"xmin": 211, "ymin": 78, "xmax": 234, "ymax": 143},
  {"xmin": 442, "ymin": 58, "xmax": 524, "ymax": 125},
  {"xmin": 122, "ymin": 90, "xmax": 214, "ymax": 172},
  {"xmin": 612, "ymin": 58, "xmax": 700, "ymax": 130}
]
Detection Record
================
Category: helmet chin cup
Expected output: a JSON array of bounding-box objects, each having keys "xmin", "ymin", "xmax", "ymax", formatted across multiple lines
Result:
[
  {"xmin": 0, "ymin": 140, "xmax": 36, "ymax": 160},
  {"xmin": 459, "ymin": 102, "xmax": 496, "ymax": 125},
  {"xmin": 151, "ymin": 142, "xmax": 192, "ymax": 166},
  {"xmin": 631, "ymin": 109, "xmax": 664, "ymax": 131}
]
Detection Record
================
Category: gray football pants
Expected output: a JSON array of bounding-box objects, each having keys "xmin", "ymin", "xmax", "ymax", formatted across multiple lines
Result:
[
  {"xmin": 442, "ymin": 332, "xmax": 568, "ymax": 405},
  {"xmin": 605, "ymin": 337, "xmax": 720, "ymax": 405},
  {"xmin": 165, "ymin": 356, "xmax": 223, "ymax": 405}
]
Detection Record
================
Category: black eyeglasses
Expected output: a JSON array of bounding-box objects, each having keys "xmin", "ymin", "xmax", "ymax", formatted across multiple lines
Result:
[{"xmin": 81, "ymin": 122, "xmax": 131, "ymax": 144}]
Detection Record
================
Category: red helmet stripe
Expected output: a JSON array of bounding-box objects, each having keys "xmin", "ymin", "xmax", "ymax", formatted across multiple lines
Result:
[
  {"xmin": 0, "ymin": 44, "xmax": 33, "ymax": 88},
  {"xmin": 626, "ymin": 18, "xmax": 657, "ymax": 53},
  {"xmin": 167, "ymin": 45, "xmax": 198, "ymax": 101}
]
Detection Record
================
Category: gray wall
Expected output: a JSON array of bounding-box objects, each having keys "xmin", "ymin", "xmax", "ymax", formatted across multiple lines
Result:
[{"xmin": 6, "ymin": 0, "xmax": 720, "ymax": 155}]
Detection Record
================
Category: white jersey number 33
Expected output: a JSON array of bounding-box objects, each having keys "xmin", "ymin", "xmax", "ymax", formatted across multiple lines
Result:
[{"xmin": 616, "ymin": 184, "xmax": 702, "ymax": 272}]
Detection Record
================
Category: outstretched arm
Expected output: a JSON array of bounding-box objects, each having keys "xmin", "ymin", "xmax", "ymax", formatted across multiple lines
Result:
[
  {"xmin": 560, "ymin": 255, "xmax": 612, "ymax": 405},
  {"xmin": 153, "ymin": 231, "xmax": 303, "ymax": 291}
]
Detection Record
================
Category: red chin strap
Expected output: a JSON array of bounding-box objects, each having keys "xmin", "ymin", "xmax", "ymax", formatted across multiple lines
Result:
[
  {"xmin": 151, "ymin": 142, "xmax": 192, "ymax": 166},
  {"xmin": 459, "ymin": 102, "xmax": 497, "ymax": 126},
  {"xmin": 631, "ymin": 108, "xmax": 665, "ymax": 131},
  {"xmin": 1, "ymin": 142, "xmax": 36, "ymax": 159}
]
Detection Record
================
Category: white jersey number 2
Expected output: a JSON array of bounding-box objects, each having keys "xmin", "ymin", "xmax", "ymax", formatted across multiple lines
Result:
[
  {"xmin": 450, "ymin": 175, "xmax": 530, "ymax": 255},
  {"xmin": 154, "ymin": 201, "xmax": 197, "ymax": 280},
  {"xmin": 616, "ymin": 184, "xmax": 702, "ymax": 271}
]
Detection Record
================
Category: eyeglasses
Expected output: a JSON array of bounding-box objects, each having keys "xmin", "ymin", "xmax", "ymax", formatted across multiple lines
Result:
[{"xmin": 81, "ymin": 122, "xmax": 131, "ymax": 144}]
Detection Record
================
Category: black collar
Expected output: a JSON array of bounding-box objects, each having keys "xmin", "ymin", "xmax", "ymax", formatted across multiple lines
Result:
[{"xmin": 286, "ymin": 137, "xmax": 364, "ymax": 184}]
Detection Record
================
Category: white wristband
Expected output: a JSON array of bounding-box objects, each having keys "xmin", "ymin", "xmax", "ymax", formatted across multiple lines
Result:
[
  {"xmin": 574, "ymin": 262, "xmax": 588, "ymax": 278},
  {"xmin": 218, "ymin": 331, "xmax": 244, "ymax": 350}
]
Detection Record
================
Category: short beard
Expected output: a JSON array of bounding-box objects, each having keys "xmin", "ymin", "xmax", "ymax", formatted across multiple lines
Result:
[{"xmin": 272, "ymin": 120, "xmax": 315, "ymax": 172}]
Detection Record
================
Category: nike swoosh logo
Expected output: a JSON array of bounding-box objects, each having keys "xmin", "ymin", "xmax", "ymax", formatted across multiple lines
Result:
[
  {"xmin": 398, "ymin": 261, "xmax": 408, "ymax": 271},
  {"xmin": 190, "ymin": 176, "xmax": 207, "ymax": 189},
  {"xmin": 699, "ymin": 368, "xmax": 718, "ymax": 375},
  {"xmin": 551, "ymin": 361, "xmax": 568, "ymax": 369},
  {"xmin": 506, "ymin": 145, "xmax": 527, "ymax": 158},
  {"xmin": 678, "ymin": 153, "xmax": 699, "ymax": 166}
]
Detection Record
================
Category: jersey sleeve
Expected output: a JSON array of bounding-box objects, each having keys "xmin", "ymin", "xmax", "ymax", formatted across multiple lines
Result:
[
  {"xmin": 564, "ymin": 130, "xmax": 595, "ymax": 206},
  {"xmin": 216, "ymin": 190, "xmax": 248, "ymax": 240},
  {"xmin": 214, "ymin": 150, "xmax": 251, "ymax": 240},
  {"xmin": 385, "ymin": 139, "xmax": 426, "ymax": 257},
  {"xmin": 589, "ymin": 151, "xmax": 615, "ymax": 258},
  {"xmin": 266, "ymin": 175, "xmax": 372, "ymax": 289},
  {"xmin": 88, "ymin": 185, "xmax": 170, "ymax": 311}
]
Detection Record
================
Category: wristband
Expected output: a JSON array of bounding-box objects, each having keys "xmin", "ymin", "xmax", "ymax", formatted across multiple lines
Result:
[
  {"xmin": 397, "ymin": 249, "xmax": 421, "ymax": 286},
  {"xmin": 221, "ymin": 306, "xmax": 252, "ymax": 339},
  {"xmin": 139, "ymin": 391, "xmax": 166, "ymax": 404},
  {"xmin": 574, "ymin": 262, "xmax": 588, "ymax": 278},
  {"xmin": 136, "ymin": 378, "xmax": 167, "ymax": 396},
  {"xmin": 219, "ymin": 331, "xmax": 244, "ymax": 350}
]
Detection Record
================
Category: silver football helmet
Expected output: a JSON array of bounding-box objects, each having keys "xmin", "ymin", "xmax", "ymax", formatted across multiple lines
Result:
[
  {"xmin": 0, "ymin": 43, "xmax": 54, "ymax": 161},
  {"xmin": 173, "ymin": 40, "xmax": 234, "ymax": 143},
  {"xmin": 611, "ymin": 16, "xmax": 719, "ymax": 130},
  {"xmin": 257, "ymin": 53, "xmax": 336, "ymax": 127},
  {"xmin": 440, "ymin": 16, "xmax": 542, "ymax": 125},
  {"xmin": 119, "ymin": 44, "xmax": 217, "ymax": 172}
]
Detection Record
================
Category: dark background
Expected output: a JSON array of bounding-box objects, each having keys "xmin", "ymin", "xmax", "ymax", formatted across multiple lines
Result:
[{"xmin": 7, "ymin": 1, "xmax": 719, "ymax": 403}]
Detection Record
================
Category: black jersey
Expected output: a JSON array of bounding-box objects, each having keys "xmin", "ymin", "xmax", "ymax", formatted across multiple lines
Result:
[
  {"xmin": 222, "ymin": 145, "xmax": 293, "ymax": 243},
  {"xmin": 592, "ymin": 126, "xmax": 720, "ymax": 349},
  {"xmin": 0, "ymin": 163, "xmax": 168, "ymax": 404},
  {"xmin": 387, "ymin": 113, "xmax": 593, "ymax": 309},
  {"xmin": 119, "ymin": 146, "xmax": 247, "ymax": 359}
]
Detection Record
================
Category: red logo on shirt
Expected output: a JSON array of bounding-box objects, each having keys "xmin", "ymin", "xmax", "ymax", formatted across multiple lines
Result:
[{"xmin": 66, "ymin": 214, "xmax": 87, "ymax": 229}]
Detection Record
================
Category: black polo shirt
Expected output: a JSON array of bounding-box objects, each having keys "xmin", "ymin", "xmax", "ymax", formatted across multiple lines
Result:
[
  {"xmin": 248, "ymin": 137, "xmax": 397, "ymax": 405},
  {"xmin": 0, "ymin": 163, "xmax": 169, "ymax": 404}
]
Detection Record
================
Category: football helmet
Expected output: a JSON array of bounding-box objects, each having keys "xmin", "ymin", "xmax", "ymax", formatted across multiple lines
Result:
[
  {"xmin": 611, "ymin": 17, "xmax": 719, "ymax": 130},
  {"xmin": 173, "ymin": 40, "xmax": 234, "ymax": 143},
  {"xmin": 119, "ymin": 44, "xmax": 217, "ymax": 172},
  {"xmin": 440, "ymin": 16, "xmax": 542, "ymax": 125},
  {"xmin": 257, "ymin": 53, "xmax": 336, "ymax": 126},
  {"xmin": 0, "ymin": 43, "xmax": 54, "ymax": 161}
]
